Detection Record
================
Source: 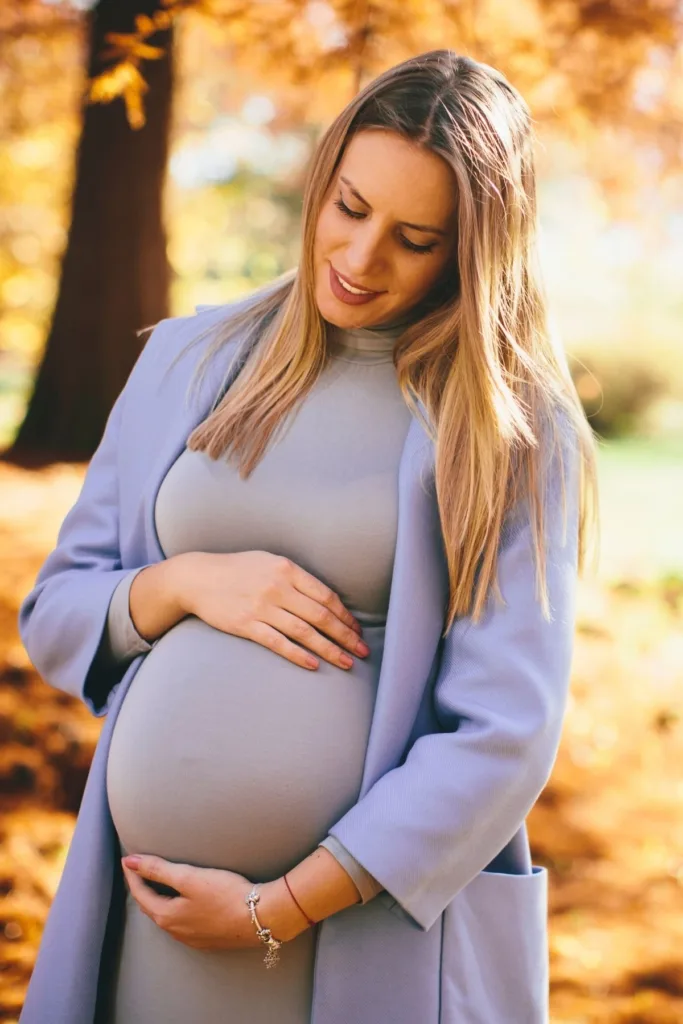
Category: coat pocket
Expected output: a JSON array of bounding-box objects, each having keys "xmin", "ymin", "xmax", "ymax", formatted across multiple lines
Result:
[{"xmin": 439, "ymin": 865, "xmax": 549, "ymax": 1024}]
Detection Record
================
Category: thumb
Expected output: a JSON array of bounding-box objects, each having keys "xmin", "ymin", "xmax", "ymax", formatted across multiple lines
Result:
[{"xmin": 122, "ymin": 854, "xmax": 188, "ymax": 891}]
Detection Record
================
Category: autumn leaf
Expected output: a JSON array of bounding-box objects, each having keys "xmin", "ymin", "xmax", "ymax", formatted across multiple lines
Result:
[
  {"xmin": 130, "ymin": 43, "xmax": 167, "ymax": 60},
  {"xmin": 123, "ymin": 85, "xmax": 147, "ymax": 130},
  {"xmin": 134, "ymin": 14, "xmax": 158, "ymax": 35},
  {"xmin": 87, "ymin": 62, "xmax": 148, "ymax": 110}
]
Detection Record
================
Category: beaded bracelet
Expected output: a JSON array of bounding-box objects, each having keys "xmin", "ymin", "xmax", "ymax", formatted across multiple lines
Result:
[{"xmin": 245, "ymin": 884, "xmax": 283, "ymax": 968}]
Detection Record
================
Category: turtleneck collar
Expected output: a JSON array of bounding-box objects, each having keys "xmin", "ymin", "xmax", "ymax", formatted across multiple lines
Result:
[{"xmin": 325, "ymin": 308, "xmax": 420, "ymax": 364}]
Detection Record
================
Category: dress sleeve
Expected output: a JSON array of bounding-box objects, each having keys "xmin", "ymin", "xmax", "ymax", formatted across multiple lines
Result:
[
  {"xmin": 99, "ymin": 568, "xmax": 155, "ymax": 664},
  {"xmin": 324, "ymin": 427, "xmax": 581, "ymax": 932},
  {"xmin": 317, "ymin": 835, "xmax": 385, "ymax": 904}
]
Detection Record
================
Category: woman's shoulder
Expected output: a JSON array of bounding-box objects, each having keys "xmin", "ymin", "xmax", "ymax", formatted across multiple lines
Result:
[
  {"xmin": 114, "ymin": 299, "xmax": 253, "ymax": 426},
  {"xmin": 143, "ymin": 298, "xmax": 252, "ymax": 361},
  {"xmin": 112, "ymin": 300, "xmax": 254, "ymax": 464},
  {"xmin": 132, "ymin": 297, "xmax": 254, "ymax": 387}
]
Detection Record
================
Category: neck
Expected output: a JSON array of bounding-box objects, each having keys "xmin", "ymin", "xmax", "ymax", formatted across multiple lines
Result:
[{"xmin": 323, "ymin": 306, "xmax": 422, "ymax": 363}]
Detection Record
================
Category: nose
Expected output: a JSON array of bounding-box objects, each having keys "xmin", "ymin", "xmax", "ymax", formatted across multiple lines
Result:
[{"xmin": 344, "ymin": 223, "xmax": 386, "ymax": 279}]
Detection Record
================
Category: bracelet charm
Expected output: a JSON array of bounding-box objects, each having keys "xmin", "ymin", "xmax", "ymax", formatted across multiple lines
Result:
[{"xmin": 245, "ymin": 884, "xmax": 283, "ymax": 968}]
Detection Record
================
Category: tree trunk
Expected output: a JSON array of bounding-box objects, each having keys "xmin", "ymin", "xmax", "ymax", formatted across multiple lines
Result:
[{"xmin": 6, "ymin": 0, "xmax": 174, "ymax": 464}]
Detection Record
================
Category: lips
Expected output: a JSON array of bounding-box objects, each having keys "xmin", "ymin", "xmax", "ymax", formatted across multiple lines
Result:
[
  {"xmin": 334, "ymin": 267, "xmax": 380, "ymax": 294},
  {"xmin": 328, "ymin": 264, "xmax": 385, "ymax": 306}
]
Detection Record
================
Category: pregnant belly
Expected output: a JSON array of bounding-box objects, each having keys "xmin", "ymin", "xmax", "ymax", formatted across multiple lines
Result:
[{"xmin": 106, "ymin": 616, "xmax": 384, "ymax": 880}]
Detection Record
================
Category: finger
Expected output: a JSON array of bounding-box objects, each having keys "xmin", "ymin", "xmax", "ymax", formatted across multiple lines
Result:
[
  {"xmin": 268, "ymin": 606, "xmax": 358, "ymax": 670},
  {"xmin": 284, "ymin": 591, "xmax": 369, "ymax": 658},
  {"xmin": 124, "ymin": 855, "xmax": 190, "ymax": 894},
  {"xmin": 281, "ymin": 561, "xmax": 362, "ymax": 635},
  {"xmin": 247, "ymin": 621, "xmax": 321, "ymax": 670},
  {"xmin": 122, "ymin": 864, "xmax": 176, "ymax": 924}
]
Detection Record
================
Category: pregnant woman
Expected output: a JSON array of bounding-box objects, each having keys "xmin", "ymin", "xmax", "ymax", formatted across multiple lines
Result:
[
  {"xmin": 99, "ymin": 308, "xmax": 416, "ymax": 1022},
  {"xmin": 18, "ymin": 49, "xmax": 597, "ymax": 1024}
]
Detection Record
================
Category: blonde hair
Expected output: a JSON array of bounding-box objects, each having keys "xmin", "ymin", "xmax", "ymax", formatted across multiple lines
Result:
[{"xmin": 179, "ymin": 49, "xmax": 598, "ymax": 634}]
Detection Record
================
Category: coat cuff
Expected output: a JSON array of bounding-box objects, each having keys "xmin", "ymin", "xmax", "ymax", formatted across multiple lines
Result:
[
  {"xmin": 324, "ymin": 815, "xmax": 433, "ymax": 930},
  {"xmin": 317, "ymin": 835, "xmax": 385, "ymax": 905},
  {"xmin": 102, "ymin": 568, "xmax": 154, "ymax": 664}
]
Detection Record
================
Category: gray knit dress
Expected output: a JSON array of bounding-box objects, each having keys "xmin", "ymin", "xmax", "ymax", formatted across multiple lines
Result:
[{"xmin": 97, "ymin": 314, "xmax": 414, "ymax": 1023}]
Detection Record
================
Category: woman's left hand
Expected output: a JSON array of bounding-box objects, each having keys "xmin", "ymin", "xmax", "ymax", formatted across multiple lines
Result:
[{"xmin": 121, "ymin": 854, "xmax": 289, "ymax": 951}]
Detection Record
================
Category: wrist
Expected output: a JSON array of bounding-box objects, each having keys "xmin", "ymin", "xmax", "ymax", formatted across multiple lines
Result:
[
  {"xmin": 255, "ymin": 878, "xmax": 311, "ymax": 943},
  {"xmin": 167, "ymin": 551, "xmax": 205, "ymax": 617}
]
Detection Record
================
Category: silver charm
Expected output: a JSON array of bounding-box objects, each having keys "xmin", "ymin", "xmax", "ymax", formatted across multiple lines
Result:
[{"xmin": 246, "ymin": 884, "xmax": 283, "ymax": 968}]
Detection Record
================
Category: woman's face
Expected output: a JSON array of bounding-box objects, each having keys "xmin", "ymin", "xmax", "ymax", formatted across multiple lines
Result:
[{"xmin": 313, "ymin": 128, "xmax": 458, "ymax": 329}]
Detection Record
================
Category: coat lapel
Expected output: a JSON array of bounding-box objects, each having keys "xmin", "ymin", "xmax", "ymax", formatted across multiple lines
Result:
[{"xmin": 357, "ymin": 410, "xmax": 449, "ymax": 793}]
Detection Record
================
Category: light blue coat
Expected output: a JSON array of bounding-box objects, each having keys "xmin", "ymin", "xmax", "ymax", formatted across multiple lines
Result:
[{"xmin": 18, "ymin": 299, "xmax": 579, "ymax": 1024}]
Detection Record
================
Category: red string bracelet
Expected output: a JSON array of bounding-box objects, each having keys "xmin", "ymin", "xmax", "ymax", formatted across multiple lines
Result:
[{"xmin": 283, "ymin": 873, "xmax": 317, "ymax": 928}]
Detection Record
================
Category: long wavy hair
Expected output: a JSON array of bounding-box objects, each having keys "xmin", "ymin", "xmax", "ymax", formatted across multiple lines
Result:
[{"xmin": 175, "ymin": 49, "xmax": 598, "ymax": 634}]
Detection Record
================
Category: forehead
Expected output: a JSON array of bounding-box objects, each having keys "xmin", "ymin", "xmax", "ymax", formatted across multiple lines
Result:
[{"xmin": 336, "ymin": 129, "xmax": 456, "ymax": 224}]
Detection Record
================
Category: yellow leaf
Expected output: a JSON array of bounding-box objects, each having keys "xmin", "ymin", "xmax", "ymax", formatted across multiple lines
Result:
[
  {"xmin": 98, "ymin": 45, "xmax": 130, "ymax": 63},
  {"xmin": 124, "ymin": 64, "xmax": 150, "ymax": 95},
  {"xmin": 103, "ymin": 32, "xmax": 139, "ymax": 51},
  {"xmin": 124, "ymin": 85, "xmax": 147, "ymax": 130},
  {"xmin": 88, "ymin": 68, "xmax": 125, "ymax": 104},
  {"xmin": 153, "ymin": 11, "xmax": 173, "ymax": 30},
  {"xmin": 87, "ymin": 62, "xmax": 148, "ymax": 106},
  {"xmin": 131, "ymin": 43, "xmax": 167, "ymax": 61},
  {"xmin": 135, "ymin": 14, "xmax": 157, "ymax": 35}
]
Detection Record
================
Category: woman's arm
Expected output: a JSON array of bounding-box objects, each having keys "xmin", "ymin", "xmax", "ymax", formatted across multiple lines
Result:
[
  {"xmin": 102, "ymin": 559, "xmax": 186, "ymax": 664},
  {"xmin": 319, "ymin": 431, "xmax": 581, "ymax": 933},
  {"xmin": 17, "ymin": 319, "xmax": 176, "ymax": 717},
  {"xmin": 318, "ymin": 835, "xmax": 385, "ymax": 903},
  {"xmin": 103, "ymin": 559, "xmax": 386, "ymax": 905},
  {"xmin": 254, "ymin": 845, "xmax": 367, "ymax": 940}
]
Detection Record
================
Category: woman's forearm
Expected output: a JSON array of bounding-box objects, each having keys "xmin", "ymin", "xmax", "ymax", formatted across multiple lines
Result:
[
  {"xmin": 257, "ymin": 847, "xmax": 364, "ymax": 942},
  {"xmin": 128, "ymin": 553, "xmax": 194, "ymax": 643},
  {"xmin": 127, "ymin": 553, "xmax": 371, "ymax": 942}
]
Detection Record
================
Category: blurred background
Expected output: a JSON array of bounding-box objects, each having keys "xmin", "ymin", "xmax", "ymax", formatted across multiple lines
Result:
[{"xmin": 0, "ymin": 1, "xmax": 682, "ymax": 1020}]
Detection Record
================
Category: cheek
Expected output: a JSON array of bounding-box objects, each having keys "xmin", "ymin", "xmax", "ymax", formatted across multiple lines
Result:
[
  {"xmin": 398, "ymin": 254, "xmax": 451, "ymax": 302},
  {"xmin": 314, "ymin": 205, "xmax": 345, "ymax": 256}
]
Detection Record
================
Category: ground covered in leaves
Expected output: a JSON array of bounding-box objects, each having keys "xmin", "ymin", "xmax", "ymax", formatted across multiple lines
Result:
[{"xmin": 1, "ymin": 463, "xmax": 682, "ymax": 1023}]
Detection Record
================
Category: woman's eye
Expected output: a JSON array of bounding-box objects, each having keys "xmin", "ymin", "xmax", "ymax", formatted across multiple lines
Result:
[
  {"xmin": 334, "ymin": 196, "xmax": 364, "ymax": 220},
  {"xmin": 400, "ymin": 237, "xmax": 437, "ymax": 256},
  {"xmin": 333, "ymin": 193, "xmax": 437, "ymax": 256}
]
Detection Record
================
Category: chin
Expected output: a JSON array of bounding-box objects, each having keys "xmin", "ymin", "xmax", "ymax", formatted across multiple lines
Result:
[{"xmin": 311, "ymin": 287, "xmax": 343, "ymax": 327}]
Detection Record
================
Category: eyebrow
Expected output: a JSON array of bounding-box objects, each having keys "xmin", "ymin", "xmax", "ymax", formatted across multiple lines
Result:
[{"xmin": 339, "ymin": 175, "xmax": 449, "ymax": 237}]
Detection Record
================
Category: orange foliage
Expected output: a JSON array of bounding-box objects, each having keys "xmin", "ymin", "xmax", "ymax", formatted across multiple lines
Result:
[
  {"xmin": 77, "ymin": 0, "xmax": 683, "ymax": 175},
  {"xmin": 87, "ymin": 1, "xmax": 179, "ymax": 129}
]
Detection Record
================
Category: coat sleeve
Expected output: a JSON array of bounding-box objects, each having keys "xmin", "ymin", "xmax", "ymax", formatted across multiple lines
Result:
[
  {"xmin": 17, "ymin": 319, "xmax": 175, "ymax": 718},
  {"xmin": 325, "ymin": 428, "xmax": 581, "ymax": 932}
]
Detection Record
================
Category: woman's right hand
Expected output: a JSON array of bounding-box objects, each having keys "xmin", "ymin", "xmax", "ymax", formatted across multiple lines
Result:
[{"xmin": 172, "ymin": 550, "xmax": 370, "ymax": 671}]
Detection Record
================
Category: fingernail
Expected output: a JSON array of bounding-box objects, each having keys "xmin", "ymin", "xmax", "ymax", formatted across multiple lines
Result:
[
  {"xmin": 123, "ymin": 856, "xmax": 141, "ymax": 871},
  {"xmin": 355, "ymin": 640, "xmax": 370, "ymax": 656}
]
